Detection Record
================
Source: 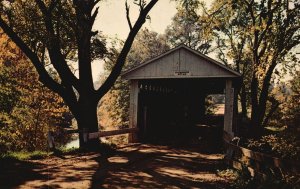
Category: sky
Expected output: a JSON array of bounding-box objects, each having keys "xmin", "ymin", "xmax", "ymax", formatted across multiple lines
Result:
[
  {"xmin": 91, "ymin": 0, "xmax": 299, "ymax": 82},
  {"xmin": 91, "ymin": 0, "xmax": 178, "ymax": 81},
  {"xmin": 95, "ymin": 0, "xmax": 178, "ymax": 40}
]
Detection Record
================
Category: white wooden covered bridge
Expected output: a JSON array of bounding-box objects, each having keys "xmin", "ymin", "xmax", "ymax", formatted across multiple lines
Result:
[{"xmin": 121, "ymin": 44, "xmax": 241, "ymax": 143}]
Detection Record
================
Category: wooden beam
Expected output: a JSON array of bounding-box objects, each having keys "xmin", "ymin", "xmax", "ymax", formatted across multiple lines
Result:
[
  {"xmin": 128, "ymin": 80, "xmax": 139, "ymax": 143},
  {"xmin": 88, "ymin": 128, "xmax": 139, "ymax": 139}
]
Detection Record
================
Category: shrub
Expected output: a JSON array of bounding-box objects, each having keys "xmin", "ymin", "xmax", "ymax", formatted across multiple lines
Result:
[
  {"xmin": 247, "ymin": 134, "xmax": 300, "ymax": 160},
  {"xmin": 218, "ymin": 167, "xmax": 300, "ymax": 189}
]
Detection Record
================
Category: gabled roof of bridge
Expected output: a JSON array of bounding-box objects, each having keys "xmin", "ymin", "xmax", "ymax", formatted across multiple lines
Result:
[{"xmin": 121, "ymin": 44, "xmax": 241, "ymax": 80}]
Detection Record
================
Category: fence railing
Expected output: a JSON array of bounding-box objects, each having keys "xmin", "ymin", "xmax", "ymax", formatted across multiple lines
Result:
[
  {"xmin": 48, "ymin": 127, "xmax": 138, "ymax": 150},
  {"xmin": 223, "ymin": 131, "xmax": 300, "ymax": 178}
]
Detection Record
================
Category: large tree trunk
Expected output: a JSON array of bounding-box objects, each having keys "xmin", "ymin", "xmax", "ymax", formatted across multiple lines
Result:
[
  {"xmin": 76, "ymin": 96, "xmax": 100, "ymax": 149},
  {"xmin": 233, "ymin": 88, "xmax": 239, "ymax": 134},
  {"xmin": 250, "ymin": 61, "xmax": 277, "ymax": 137},
  {"xmin": 256, "ymin": 62, "xmax": 277, "ymax": 129},
  {"xmin": 0, "ymin": 0, "xmax": 159, "ymax": 150},
  {"xmin": 250, "ymin": 72, "xmax": 263, "ymax": 137},
  {"xmin": 262, "ymin": 101, "xmax": 279, "ymax": 128}
]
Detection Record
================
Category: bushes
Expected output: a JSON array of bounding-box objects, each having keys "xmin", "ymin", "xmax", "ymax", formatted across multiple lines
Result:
[
  {"xmin": 218, "ymin": 167, "xmax": 300, "ymax": 189},
  {"xmin": 0, "ymin": 32, "xmax": 72, "ymax": 153},
  {"xmin": 247, "ymin": 134, "xmax": 300, "ymax": 160}
]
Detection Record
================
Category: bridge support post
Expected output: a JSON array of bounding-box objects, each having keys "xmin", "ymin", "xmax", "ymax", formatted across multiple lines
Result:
[{"xmin": 129, "ymin": 80, "xmax": 139, "ymax": 143}]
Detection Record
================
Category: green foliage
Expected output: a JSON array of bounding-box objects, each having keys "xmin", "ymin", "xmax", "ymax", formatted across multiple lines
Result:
[
  {"xmin": 219, "ymin": 167, "xmax": 300, "ymax": 189},
  {"xmin": 232, "ymin": 166, "xmax": 257, "ymax": 189},
  {"xmin": 99, "ymin": 29, "xmax": 169, "ymax": 141},
  {"xmin": 54, "ymin": 147, "xmax": 83, "ymax": 155},
  {"xmin": 205, "ymin": 95, "xmax": 221, "ymax": 115},
  {"xmin": 0, "ymin": 151, "xmax": 51, "ymax": 161},
  {"xmin": 166, "ymin": 0, "xmax": 212, "ymax": 53},
  {"xmin": 0, "ymin": 68, "xmax": 19, "ymax": 114},
  {"xmin": 284, "ymin": 71, "xmax": 300, "ymax": 129},
  {"xmin": 1, "ymin": 0, "xmax": 78, "ymax": 60},
  {"xmin": 1, "ymin": 0, "xmax": 158, "ymax": 150},
  {"xmin": 247, "ymin": 134, "xmax": 300, "ymax": 160},
  {"xmin": 255, "ymin": 71, "xmax": 300, "ymax": 160},
  {"xmin": 206, "ymin": 0, "xmax": 300, "ymax": 129},
  {"xmin": 257, "ymin": 173, "xmax": 300, "ymax": 189},
  {"xmin": 0, "ymin": 31, "xmax": 72, "ymax": 152}
]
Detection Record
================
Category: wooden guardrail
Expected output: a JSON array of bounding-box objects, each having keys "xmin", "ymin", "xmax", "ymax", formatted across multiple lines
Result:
[
  {"xmin": 47, "ymin": 127, "xmax": 138, "ymax": 150},
  {"xmin": 87, "ymin": 128, "xmax": 139, "ymax": 140},
  {"xmin": 223, "ymin": 131, "xmax": 300, "ymax": 177}
]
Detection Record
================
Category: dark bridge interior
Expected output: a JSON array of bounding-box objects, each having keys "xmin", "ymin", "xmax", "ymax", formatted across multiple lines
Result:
[{"xmin": 136, "ymin": 78, "xmax": 225, "ymax": 148}]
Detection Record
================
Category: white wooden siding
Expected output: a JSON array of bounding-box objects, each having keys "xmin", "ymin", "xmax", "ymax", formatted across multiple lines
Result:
[{"xmin": 122, "ymin": 46, "xmax": 240, "ymax": 80}]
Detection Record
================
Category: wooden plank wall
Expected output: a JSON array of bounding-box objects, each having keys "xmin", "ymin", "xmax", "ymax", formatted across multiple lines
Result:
[{"xmin": 123, "ymin": 48, "xmax": 237, "ymax": 79}]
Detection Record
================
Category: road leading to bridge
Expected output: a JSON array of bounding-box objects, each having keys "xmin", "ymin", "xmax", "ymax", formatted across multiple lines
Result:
[
  {"xmin": 92, "ymin": 144, "xmax": 231, "ymax": 189},
  {"xmin": 0, "ymin": 144, "xmax": 232, "ymax": 189}
]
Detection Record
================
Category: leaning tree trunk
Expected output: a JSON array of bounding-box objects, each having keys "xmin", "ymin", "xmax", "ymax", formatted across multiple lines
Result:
[
  {"xmin": 240, "ymin": 84, "xmax": 247, "ymax": 119},
  {"xmin": 250, "ymin": 72, "xmax": 264, "ymax": 137},
  {"xmin": 250, "ymin": 60, "xmax": 277, "ymax": 137}
]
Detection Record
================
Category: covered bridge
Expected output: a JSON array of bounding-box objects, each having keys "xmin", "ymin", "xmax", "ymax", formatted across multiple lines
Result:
[{"xmin": 121, "ymin": 45, "xmax": 241, "ymax": 144}]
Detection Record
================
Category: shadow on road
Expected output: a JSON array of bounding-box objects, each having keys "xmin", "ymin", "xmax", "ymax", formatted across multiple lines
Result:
[
  {"xmin": 0, "ymin": 112, "xmax": 228, "ymax": 188},
  {"xmin": 90, "ymin": 143, "xmax": 231, "ymax": 189},
  {"xmin": 0, "ymin": 158, "xmax": 46, "ymax": 188}
]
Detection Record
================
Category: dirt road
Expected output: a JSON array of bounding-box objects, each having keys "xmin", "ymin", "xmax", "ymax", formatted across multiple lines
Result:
[{"xmin": 0, "ymin": 144, "xmax": 232, "ymax": 189}]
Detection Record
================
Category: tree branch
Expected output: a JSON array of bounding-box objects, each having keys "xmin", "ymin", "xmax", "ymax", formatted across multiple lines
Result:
[
  {"xmin": 125, "ymin": 0, "xmax": 133, "ymax": 30},
  {"xmin": 34, "ymin": 0, "xmax": 48, "ymax": 15},
  {"xmin": 97, "ymin": 0, "xmax": 158, "ymax": 99},
  {"xmin": 49, "ymin": 0, "xmax": 59, "ymax": 12},
  {"xmin": 262, "ymin": 98, "xmax": 280, "ymax": 127},
  {"xmin": 34, "ymin": 0, "xmax": 80, "ymax": 90},
  {"xmin": 257, "ymin": 0, "xmax": 280, "ymax": 48},
  {"xmin": 0, "ymin": 16, "xmax": 65, "ymax": 96},
  {"xmin": 91, "ymin": 7, "xmax": 99, "ymax": 27},
  {"xmin": 92, "ymin": 0, "xmax": 101, "ymax": 8}
]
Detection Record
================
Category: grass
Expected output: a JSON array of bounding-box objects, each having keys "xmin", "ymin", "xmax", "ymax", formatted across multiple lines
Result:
[
  {"xmin": 0, "ymin": 147, "xmax": 82, "ymax": 161},
  {"xmin": 0, "ymin": 147, "xmax": 83, "ymax": 161},
  {"xmin": 56, "ymin": 146, "xmax": 81, "ymax": 154},
  {"xmin": 0, "ymin": 142, "xmax": 117, "ymax": 161},
  {"xmin": 0, "ymin": 151, "xmax": 52, "ymax": 161}
]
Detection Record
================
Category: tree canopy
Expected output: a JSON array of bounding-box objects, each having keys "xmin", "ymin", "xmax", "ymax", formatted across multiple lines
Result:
[
  {"xmin": 0, "ymin": 0, "xmax": 158, "ymax": 148},
  {"xmin": 166, "ymin": 0, "xmax": 213, "ymax": 53},
  {"xmin": 205, "ymin": 0, "xmax": 300, "ymax": 132},
  {"xmin": 0, "ymin": 31, "xmax": 71, "ymax": 152},
  {"xmin": 100, "ymin": 0, "xmax": 300, "ymax": 141},
  {"xmin": 99, "ymin": 28, "xmax": 170, "ymax": 140}
]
